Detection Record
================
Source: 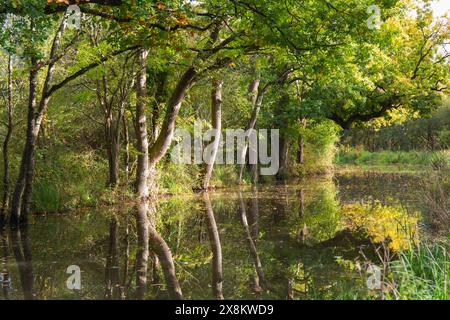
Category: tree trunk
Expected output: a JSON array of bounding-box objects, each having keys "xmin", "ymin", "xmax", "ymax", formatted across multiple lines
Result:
[
  {"xmin": 10, "ymin": 227, "xmax": 35, "ymax": 299},
  {"xmin": 136, "ymin": 205, "xmax": 149, "ymax": 300},
  {"xmin": 148, "ymin": 67, "xmax": 197, "ymax": 169},
  {"xmin": 298, "ymin": 188, "xmax": 305, "ymax": 218},
  {"xmin": 238, "ymin": 191, "xmax": 266, "ymax": 292},
  {"xmin": 277, "ymin": 135, "xmax": 290, "ymax": 180},
  {"xmin": 10, "ymin": 61, "xmax": 38, "ymax": 226},
  {"xmin": 238, "ymin": 79, "xmax": 266, "ymax": 184},
  {"xmin": 0, "ymin": 232, "xmax": 10, "ymax": 299},
  {"xmin": 134, "ymin": 48, "xmax": 183, "ymax": 300},
  {"xmin": 10, "ymin": 18, "xmax": 66, "ymax": 226},
  {"xmin": 120, "ymin": 216, "xmax": 130, "ymax": 299},
  {"xmin": 98, "ymin": 74, "xmax": 122, "ymax": 188},
  {"xmin": 203, "ymin": 192, "xmax": 224, "ymax": 299},
  {"xmin": 203, "ymin": 79, "xmax": 223, "ymax": 190},
  {"xmin": 151, "ymin": 71, "xmax": 169, "ymax": 142},
  {"xmin": 0, "ymin": 55, "xmax": 14, "ymax": 227},
  {"xmin": 238, "ymin": 66, "xmax": 293, "ymax": 184},
  {"xmin": 135, "ymin": 48, "xmax": 151, "ymax": 300},
  {"xmin": 105, "ymin": 218, "xmax": 120, "ymax": 299},
  {"xmin": 122, "ymin": 114, "xmax": 130, "ymax": 183},
  {"xmin": 147, "ymin": 221, "xmax": 184, "ymax": 300},
  {"xmin": 248, "ymin": 187, "xmax": 260, "ymax": 240},
  {"xmin": 297, "ymin": 119, "xmax": 306, "ymax": 164}
]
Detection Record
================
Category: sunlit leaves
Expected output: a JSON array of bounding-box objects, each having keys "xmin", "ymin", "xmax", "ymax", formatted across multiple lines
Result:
[{"xmin": 342, "ymin": 202, "xmax": 420, "ymax": 251}]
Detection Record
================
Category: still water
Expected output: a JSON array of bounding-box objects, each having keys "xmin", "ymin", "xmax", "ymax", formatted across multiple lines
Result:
[{"xmin": 0, "ymin": 173, "xmax": 427, "ymax": 300}]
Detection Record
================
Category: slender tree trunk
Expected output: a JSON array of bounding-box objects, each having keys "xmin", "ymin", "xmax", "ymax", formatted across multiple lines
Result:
[
  {"xmin": 147, "ymin": 219, "xmax": 183, "ymax": 300},
  {"xmin": 135, "ymin": 209, "xmax": 149, "ymax": 299},
  {"xmin": 105, "ymin": 112, "xmax": 121, "ymax": 188},
  {"xmin": 11, "ymin": 18, "xmax": 66, "ymax": 226},
  {"xmin": 297, "ymin": 119, "xmax": 306, "ymax": 164},
  {"xmin": 122, "ymin": 114, "xmax": 130, "ymax": 183},
  {"xmin": 237, "ymin": 66, "xmax": 293, "ymax": 184},
  {"xmin": 135, "ymin": 48, "xmax": 151, "ymax": 300},
  {"xmin": 105, "ymin": 110, "xmax": 119, "ymax": 186},
  {"xmin": 105, "ymin": 218, "xmax": 120, "ymax": 299},
  {"xmin": 134, "ymin": 48, "xmax": 183, "ymax": 300},
  {"xmin": 277, "ymin": 135, "xmax": 290, "ymax": 180},
  {"xmin": 151, "ymin": 71, "xmax": 169, "ymax": 142},
  {"xmin": 120, "ymin": 216, "xmax": 130, "ymax": 299},
  {"xmin": 250, "ymin": 140, "xmax": 259, "ymax": 184},
  {"xmin": 0, "ymin": 232, "xmax": 10, "ymax": 299},
  {"xmin": 10, "ymin": 227, "xmax": 35, "ymax": 299},
  {"xmin": 298, "ymin": 188, "xmax": 305, "ymax": 218},
  {"xmin": 238, "ymin": 191, "xmax": 266, "ymax": 292},
  {"xmin": 0, "ymin": 55, "xmax": 14, "ymax": 227},
  {"xmin": 203, "ymin": 192, "xmax": 224, "ymax": 299},
  {"xmin": 10, "ymin": 61, "xmax": 38, "ymax": 226},
  {"xmin": 203, "ymin": 79, "xmax": 223, "ymax": 190},
  {"xmin": 20, "ymin": 128, "xmax": 39, "ymax": 222},
  {"xmin": 248, "ymin": 186, "xmax": 259, "ymax": 240},
  {"xmin": 238, "ymin": 79, "xmax": 264, "ymax": 184},
  {"xmin": 99, "ymin": 74, "xmax": 122, "ymax": 188}
]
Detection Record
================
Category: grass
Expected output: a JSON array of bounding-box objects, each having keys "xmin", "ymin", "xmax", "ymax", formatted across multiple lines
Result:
[
  {"xmin": 335, "ymin": 148, "xmax": 449, "ymax": 167},
  {"xmin": 421, "ymin": 166, "xmax": 450, "ymax": 234},
  {"xmin": 388, "ymin": 241, "xmax": 449, "ymax": 300}
]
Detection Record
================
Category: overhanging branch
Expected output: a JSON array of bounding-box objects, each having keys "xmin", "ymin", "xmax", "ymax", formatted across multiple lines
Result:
[{"xmin": 46, "ymin": 44, "xmax": 140, "ymax": 98}]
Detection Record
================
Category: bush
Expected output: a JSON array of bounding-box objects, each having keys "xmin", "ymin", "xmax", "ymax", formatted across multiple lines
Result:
[{"xmin": 296, "ymin": 120, "xmax": 341, "ymax": 175}]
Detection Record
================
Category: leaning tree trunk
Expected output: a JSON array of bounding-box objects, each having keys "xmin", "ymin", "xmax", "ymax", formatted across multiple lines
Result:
[
  {"xmin": 203, "ymin": 79, "xmax": 223, "ymax": 190},
  {"xmin": 237, "ymin": 66, "xmax": 293, "ymax": 184},
  {"xmin": 0, "ymin": 55, "xmax": 14, "ymax": 227},
  {"xmin": 148, "ymin": 68, "xmax": 197, "ymax": 169},
  {"xmin": 203, "ymin": 192, "xmax": 224, "ymax": 299},
  {"xmin": 134, "ymin": 48, "xmax": 183, "ymax": 300},
  {"xmin": 151, "ymin": 71, "xmax": 169, "ymax": 143},
  {"xmin": 238, "ymin": 191, "xmax": 266, "ymax": 291},
  {"xmin": 238, "ymin": 82, "xmax": 270, "ymax": 184}
]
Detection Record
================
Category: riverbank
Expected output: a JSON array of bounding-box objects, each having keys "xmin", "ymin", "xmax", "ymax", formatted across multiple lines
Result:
[{"xmin": 335, "ymin": 149, "xmax": 449, "ymax": 167}]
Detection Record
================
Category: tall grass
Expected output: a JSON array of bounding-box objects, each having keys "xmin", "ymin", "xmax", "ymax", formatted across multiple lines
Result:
[
  {"xmin": 388, "ymin": 241, "xmax": 449, "ymax": 300},
  {"xmin": 336, "ymin": 148, "xmax": 449, "ymax": 167},
  {"xmin": 421, "ymin": 168, "xmax": 449, "ymax": 234},
  {"xmin": 32, "ymin": 150, "xmax": 108, "ymax": 212}
]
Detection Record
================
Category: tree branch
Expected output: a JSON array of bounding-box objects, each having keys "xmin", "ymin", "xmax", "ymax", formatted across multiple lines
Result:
[{"xmin": 45, "ymin": 44, "xmax": 140, "ymax": 98}]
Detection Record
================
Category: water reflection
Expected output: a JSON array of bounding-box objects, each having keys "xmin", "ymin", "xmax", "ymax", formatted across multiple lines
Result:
[
  {"xmin": 239, "ymin": 190, "xmax": 266, "ymax": 295},
  {"xmin": 0, "ymin": 173, "xmax": 425, "ymax": 300},
  {"xmin": 203, "ymin": 192, "xmax": 223, "ymax": 300},
  {"xmin": 1, "ymin": 233, "xmax": 10, "ymax": 299}
]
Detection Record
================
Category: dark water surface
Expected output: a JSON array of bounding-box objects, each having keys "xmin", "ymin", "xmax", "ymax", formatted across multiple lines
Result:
[{"xmin": 0, "ymin": 173, "xmax": 428, "ymax": 300}]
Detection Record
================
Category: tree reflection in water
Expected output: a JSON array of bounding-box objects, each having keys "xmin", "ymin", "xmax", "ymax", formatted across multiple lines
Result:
[
  {"xmin": 0, "ymin": 174, "xmax": 424, "ymax": 300},
  {"xmin": 203, "ymin": 192, "xmax": 224, "ymax": 300}
]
